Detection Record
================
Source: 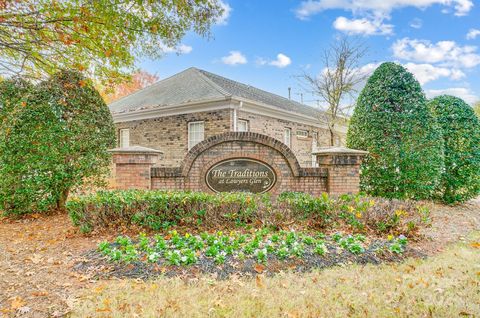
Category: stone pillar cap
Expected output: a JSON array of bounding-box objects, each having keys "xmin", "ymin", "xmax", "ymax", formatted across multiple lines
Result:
[
  {"xmin": 108, "ymin": 145, "xmax": 164, "ymax": 154},
  {"xmin": 312, "ymin": 146, "xmax": 368, "ymax": 155}
]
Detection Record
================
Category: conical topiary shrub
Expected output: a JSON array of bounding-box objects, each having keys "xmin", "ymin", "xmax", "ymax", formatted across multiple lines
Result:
[
  {"xmin": 428, "ymin": 95, "xmax": 480, "ymax": 204},
  {"xmin": 347, "ymin": 62, "xmax": 444, "ymax": 199}
]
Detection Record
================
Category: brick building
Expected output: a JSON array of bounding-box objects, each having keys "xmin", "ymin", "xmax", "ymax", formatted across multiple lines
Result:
[
  {"xmin": 108, "ymin": 68, "xmax": 366, "ymax": 196},
  {"xmin": 109, "ymin": 67, "xmax": 348, "ymax": 168}
]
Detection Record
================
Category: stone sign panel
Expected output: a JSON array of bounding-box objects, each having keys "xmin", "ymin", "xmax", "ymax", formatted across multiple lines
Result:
[{"xmin": 205, "ymin": 158, "xmax": 276, "ymax": 193}]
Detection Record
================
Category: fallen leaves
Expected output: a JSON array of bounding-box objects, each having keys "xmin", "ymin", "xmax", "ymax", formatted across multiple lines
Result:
[
  {"xmin": 255, "ymin": 275, "xmax": 265, "ymax": 288},
  {"xmin": 254, "ymin": 263, "xmax": 265, "ymax": 274},
  {"xmin": 469, "ymin": 242, "xmax": 480, "ymax": 249},
  {"xmin": 30, "ymin": 254, "xmax": 43, "ymax": 264},
  {"xmin": 10, "ymin": 296, "xmax": 26, "ymax": 310}
]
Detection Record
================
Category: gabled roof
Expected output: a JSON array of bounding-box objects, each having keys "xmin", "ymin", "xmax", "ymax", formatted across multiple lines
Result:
[{"xmin": 108, "ymin": 67, "xmax": 322, "ymax": 119}]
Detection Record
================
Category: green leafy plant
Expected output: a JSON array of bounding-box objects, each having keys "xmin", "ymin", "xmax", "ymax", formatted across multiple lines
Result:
[
  {"xmin": 0, "ymin": 71, "xmax": 115, "ymax": 215},
  {"xmin": 347, "ymin": 62, "xmax": 444, "ymax": 200},
  {"xmin": 339, "ymin": 235, "xmax": 365, "ymax": 254},
  {"xmin": 278, "ymin": 192, "xmax": 333, "ymax": 227},
  {"xmin": 95, "ymin": 229, "xmax": 408, "ymax": 268},
  {"xmin": 389, "ymin": 235, "xmax": 408, "ymax": 254},
  {"xmin": 428, "ymin": 95, "xmax": 480, "ymax": 204},
  {"xmin": 0, "ymin": 1, "xmax": 224, "ymax": 83}
]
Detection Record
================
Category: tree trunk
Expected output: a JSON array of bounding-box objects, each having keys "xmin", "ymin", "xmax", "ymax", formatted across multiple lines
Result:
[
  {"xmin": 329, "ymin": 127, "xmax": 335, "ymax": 146},
  {"xmin": 56, "ymin": 188, "xmax": 70, "ymax": 211}
]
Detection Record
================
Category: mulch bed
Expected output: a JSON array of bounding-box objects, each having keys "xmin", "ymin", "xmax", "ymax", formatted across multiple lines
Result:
[{"xmin": 73, "ymin": 241, "xmax": 425, "ymax": 280}]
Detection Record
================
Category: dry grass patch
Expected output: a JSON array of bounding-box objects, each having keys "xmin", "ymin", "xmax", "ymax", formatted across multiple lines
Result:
[{"xmin": 72, "ymin": 232, "xmax": 480, "ymax": 318}]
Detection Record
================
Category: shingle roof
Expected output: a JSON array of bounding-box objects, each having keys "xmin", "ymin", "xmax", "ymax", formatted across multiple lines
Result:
[{"xmin": 108, "ymin": 67, "xmax": 323, "ymax": 119}]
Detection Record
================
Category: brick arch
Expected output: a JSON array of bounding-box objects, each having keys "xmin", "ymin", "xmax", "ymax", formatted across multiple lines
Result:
[{"xmin": 180, "ymin": 132, "xmax": 302, "ymax": 177}]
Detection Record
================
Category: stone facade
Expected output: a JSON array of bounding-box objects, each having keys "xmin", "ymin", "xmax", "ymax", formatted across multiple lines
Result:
[
  {"xmin": 115, "ymin": 107, "xmax": 346, "ymax": 168},
  {"xmin": 110, "ymin": 132, "xmax": 366, "ymax": 197}
]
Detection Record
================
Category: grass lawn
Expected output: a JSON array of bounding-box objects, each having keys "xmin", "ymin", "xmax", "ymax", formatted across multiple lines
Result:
[{"xmin": 72, "ymin": 232, "xmax": 480, "ymax": 318}]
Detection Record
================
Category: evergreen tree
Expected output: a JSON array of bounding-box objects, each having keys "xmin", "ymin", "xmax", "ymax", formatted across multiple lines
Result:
[
  {"xmin": 347, "ymin": 62, "xmax": 444, "ymax": 199},
  {"xmin": 429, "ymin": 95, "xmax": 480, "ymax": 204},
  {"xmin": 0, "ymin": 70, "xmax": 116, "ymax": 215}
]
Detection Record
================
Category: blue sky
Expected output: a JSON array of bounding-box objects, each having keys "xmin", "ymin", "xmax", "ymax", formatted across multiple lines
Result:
[{"xmin": 140, "ymin": 0, "xmax": 480, "ymax": 106}]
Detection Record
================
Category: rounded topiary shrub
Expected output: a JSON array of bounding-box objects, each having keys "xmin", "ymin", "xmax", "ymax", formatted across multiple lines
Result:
[
  {"xmin": 0, "ymin": 70, "xmax": 116, "ymax": 215},
  {"xmin": 428, "ymin": 95, "xmax": 480, "ymax": 204},
  {"xmin": 347, "ymin": 62, "xmax": 444, "ymax": 200}
]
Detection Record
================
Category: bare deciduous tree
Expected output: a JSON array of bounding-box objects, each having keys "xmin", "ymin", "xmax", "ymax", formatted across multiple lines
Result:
[{"xmin": 299, "ymin": 37, "xmax": 368, "ymax": 146}]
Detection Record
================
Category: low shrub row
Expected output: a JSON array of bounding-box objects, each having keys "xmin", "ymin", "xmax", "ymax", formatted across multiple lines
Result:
[
  {"xmin": 67, "ymin": 190, "xmax": 430, "ymax": 236},
  {"xmin": 68, "ymin": 190, "xmax": 262, "ymax": 233}
]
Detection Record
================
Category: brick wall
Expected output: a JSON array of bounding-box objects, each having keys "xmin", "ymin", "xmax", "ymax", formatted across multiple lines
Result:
[
  {"xmin": 237, "ymin": 110, "xmax": 332, "ymax": 167},
  {"xmin": 114, "ymin": 106, "xmax": 347, "ymax": 169},
  {"xmin": 115, "ymin": 109, "xmax": 232, "ymax": 167},
  {"xmin": 110, "ymin": 132, "xmax": 366, "ymax": 196},
  {"xmin": 111, "ymin": 152, "xmax": 160, "ymax": 189}
]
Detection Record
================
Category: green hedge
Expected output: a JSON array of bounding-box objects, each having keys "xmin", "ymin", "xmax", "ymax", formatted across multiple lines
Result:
[
  {"xmin": 68, "ymin": 190, "xmax": 266, "ymax": 233},
  {"xmin": 67, "ymin": 190, "xmax": 428, "ymax": 235}
]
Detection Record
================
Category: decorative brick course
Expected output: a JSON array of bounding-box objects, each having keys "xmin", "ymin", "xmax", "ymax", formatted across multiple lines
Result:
[{"xmin": 110, "ymin": 132, "xmax": 366, "ymax": 196}]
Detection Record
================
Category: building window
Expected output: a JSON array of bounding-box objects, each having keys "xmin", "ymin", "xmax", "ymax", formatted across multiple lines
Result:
[
  {"xmin": 237, "ymin": 119, "xmax": 249, "ymax": 132},
  {"xmin": 296, "ymin": 130, "xmax": 308, "ymax": 138},
  {"xmin": 284, "ymin": 128, "xmax": 291, "ymax": 147},
  {"xmin": 188, "ymin": 121, "xmax": 205, "ymax": 150},
  {"xmin": 119, "ymin": 129, "xmax": 130, "ymax": 148}
]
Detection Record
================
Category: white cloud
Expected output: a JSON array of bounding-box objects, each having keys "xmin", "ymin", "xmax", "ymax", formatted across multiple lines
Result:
[
  {"xmin": 221, "ymin": 51, "xmax": 247, "ymax": 65},
  {"xmin": 392, "ymin": 38, "xmax": 480, "ymax": 68},
  {"xmin": 256, "ymin": 54, "xmax": 292, "ymax": 68},
  {"xmin": 176, "ymin": 44, "xmax": 193, "ymax": 54},
  {"xmin": 355, "ymin": 62, "xmax": 382, "ymax": 77},
  {"xmin": 467, "ymin": 28, "xmax": 480, "ymax": 40},
  {"xmin": 269, "ymin": 53, "xmax": 292, "ymax": 68},
  {"xmin": 255, "ymin": 57, "xmax": 267, "ymax": 66},
  {"xmin": 354, "ymin": 62, "xmax": 465, "ymax": 85},
  {"xmin": 333, "ymin": 16, "xmax": 394, "ymax": 35},
  {"xmin": 409, "ymin": 18, "xmax": 423, "ymax": 29},
  {"xmin": 160, "ymin": 43, "xmax": 192, "ymax": 54},
  {"xmin": 295, "ymin": 0, "xmax": 473, "ymax": 19},
  {"xmin": 426, "ymin": 87, "xmax": 478, "ymax": 104},
  {"xmin": 404, "ymin": 63, "xmax": 465, "ymax": 84},
  {"xmin": 216, "ymin": 1, "xmax": 232, "ymax": 25}
]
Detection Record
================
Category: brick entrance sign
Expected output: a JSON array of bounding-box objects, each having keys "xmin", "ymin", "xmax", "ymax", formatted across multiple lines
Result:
[{"xmin": 109, "ymin": 132, "xmax": 367, "ymax": 196}]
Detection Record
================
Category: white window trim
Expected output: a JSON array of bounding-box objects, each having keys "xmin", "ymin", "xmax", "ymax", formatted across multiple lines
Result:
[
  {"xmin": 188, "ymin": 121, "xmax": 205, "ymax": 150},
  {"xmin": 119, "ymin": 129, "xmax": 130, "ymax": 148},
  {"xmin": 284, "ymin": 127, "xmax": 291, "ymax": 147},
  {"xmin": 237, "ymin": 119, "xmax": 249, "ymax": 132},
  {"xmin": 296, "ymin": 130, "xmax": 308, "ymax": 138}
]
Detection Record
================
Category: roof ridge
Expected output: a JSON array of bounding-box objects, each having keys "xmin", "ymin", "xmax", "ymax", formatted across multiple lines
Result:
[
  {"xmin": 108, "ymin": 68, "xmax": 200, "ymax": 106},
  {"xmin": 193, "ymin": 68, "xmax": 232, "ymax": 97},
  {"xmin": 197, "ymin": 68, "xmax": 319, "ymax": 111}
]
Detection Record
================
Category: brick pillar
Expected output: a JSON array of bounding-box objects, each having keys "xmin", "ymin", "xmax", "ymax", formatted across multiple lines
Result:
[
  {"xmin": 109, "ymin": 146, "xmax": 163, "ymax": 190},
  {"xmin": 314, "ymin": 147, "xmax": 368, "ymax": 195}
]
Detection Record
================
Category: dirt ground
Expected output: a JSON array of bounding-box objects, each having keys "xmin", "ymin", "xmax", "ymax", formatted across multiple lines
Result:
[{"xmin": 0, "ymin": 199, "xmax": 479, "ymax": 317}]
